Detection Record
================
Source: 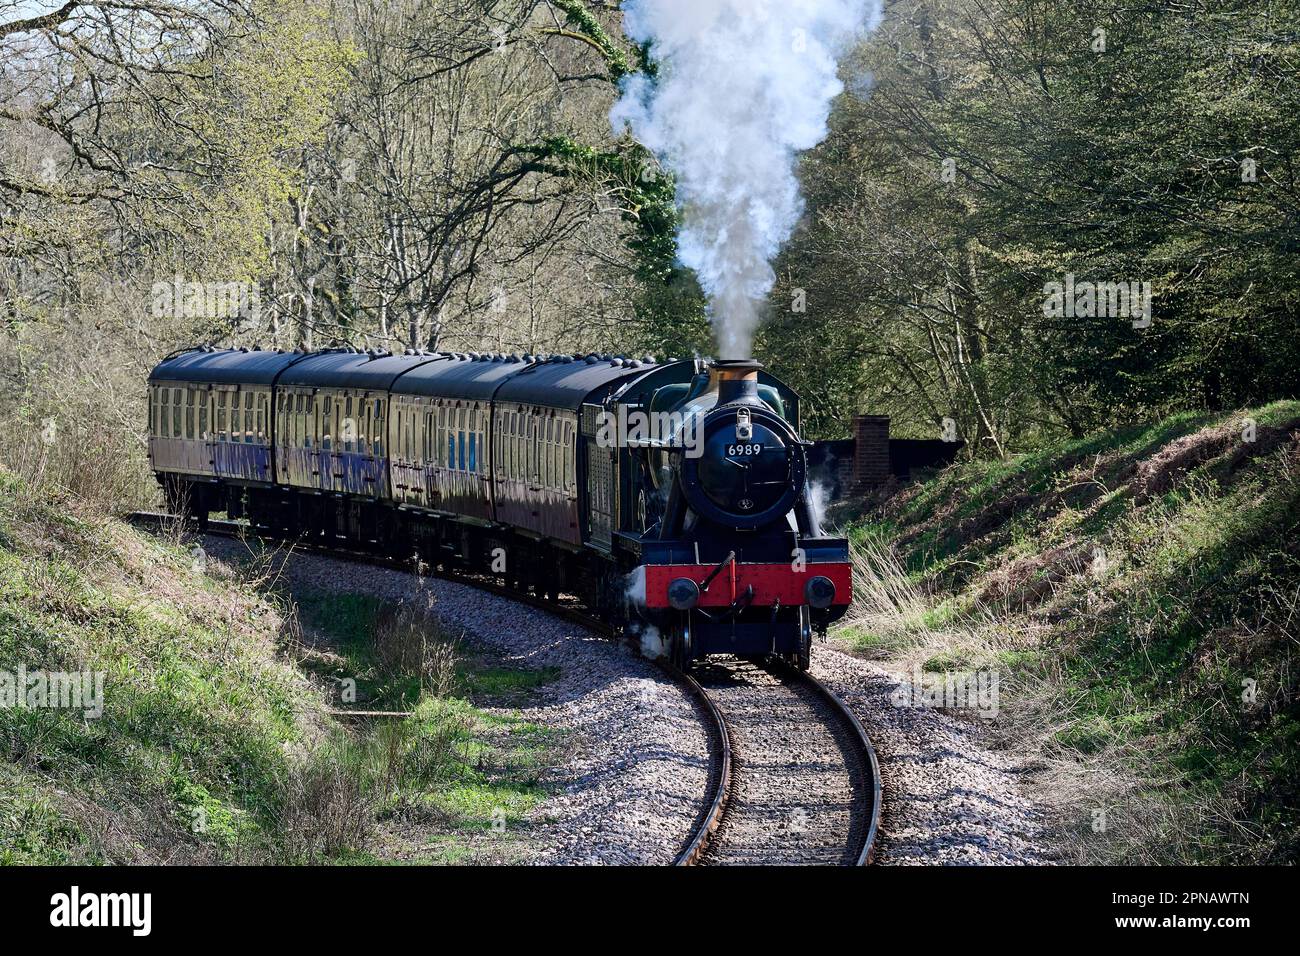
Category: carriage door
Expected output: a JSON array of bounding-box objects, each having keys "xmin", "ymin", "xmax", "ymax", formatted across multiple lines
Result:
[{"xmin": 580, "ymin": 403, "xmax": 616, "ymax": 551}]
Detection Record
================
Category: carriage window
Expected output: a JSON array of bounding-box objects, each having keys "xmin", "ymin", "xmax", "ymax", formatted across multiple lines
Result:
[
  {"xmin": 494, "ymin": 414, "xmax": 504, "ymax": 477},
  {"xmin": 470, "ymin": 409, "xmax": 479, "ymax": 473},
  {"xmin": 515, "ymin": 412, "xmax": 524, "ymax": 478},
  {"xmin": 198, "ymin": 394, "xmax": 209, "ymax": 438},
  {"xmin": 343, "ymin": 396, "xmax": 354, "ymax": 452},
  {"xmin": 436, "ymin": 406, "xmax": 444, "ymax": 467},
  {"xmin": 566, "ymin": 422, "xmax": 574, "ymax": 491},
  {"xmin": 516, "ymin": 414, "xmax": 523, "ymax": 479},
  {"xmin": 526, "ymin": 414, "xmax": 533, "ymax": 480},
  {"xmin": 447, "ymin": 406, "xmax": 454, "ymax": 467},
  {"xmin": 494, "ymin": 413, "xmax": 501, "ymax": 476},
  {"xmin": 321, "ymin": 396, "xmax": 332, "ymax": 452},
  {"xmin": 473, "ymin": 408, "xmax": 483, "ymax": 476},
  {"xmin": 505, "ymin": 412, "xmax": 513, "ymax": 477},
  {"xmin": 525, "ymin": 416, "xmax": 535, "ymax": 481},
  {"xmin": 547, "ymin": 419, "xmax": 556, "ymax": 488},
  {"xmin": 515, "ymin": 412, "xmax": 524, "ymax": 479},
  {"xmin": 540, "ymin": 419, "xmax": 549, "ymax": 487},
  {"xmin": 411, "ymin": 403, "xmax": 421, "ymax": 461}
]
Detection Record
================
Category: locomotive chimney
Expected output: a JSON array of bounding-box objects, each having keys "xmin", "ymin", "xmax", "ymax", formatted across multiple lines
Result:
[{"xmin": 709, "ymin": 359, "xmax": 763, "ymax": 406}]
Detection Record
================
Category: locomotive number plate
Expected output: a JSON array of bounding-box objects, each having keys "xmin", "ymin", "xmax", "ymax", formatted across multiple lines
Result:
[{"xmin": 726, "ymin": 443, "xmax": 763, "ymax": 457}]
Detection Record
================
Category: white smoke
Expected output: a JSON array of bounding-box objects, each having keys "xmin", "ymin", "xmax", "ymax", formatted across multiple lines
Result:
[
  {"xmin": 612, "ymin": 0, "xmax": 881, "ymax": 358},
  {"xmin": 809, "ymin": 479, "xmax": 832, "ymax": 532}
]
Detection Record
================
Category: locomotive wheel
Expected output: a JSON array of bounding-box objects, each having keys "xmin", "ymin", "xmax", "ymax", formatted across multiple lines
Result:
[
  {"xmin": 669, "ymin": 613, "xmax": 694, "ymax": 670},
  {"xmin": 795, "ymin": 607, "xmax": 812, "ymax": 672}
]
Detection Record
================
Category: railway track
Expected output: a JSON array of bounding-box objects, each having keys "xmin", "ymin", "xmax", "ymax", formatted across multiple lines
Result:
[
  {"xmin": 694, "ymin": 659, "xmax": 879, "ymax": 865},
  {"xmin": 127, "ymin": 511, "xmax": 880, "ymax": 866}
]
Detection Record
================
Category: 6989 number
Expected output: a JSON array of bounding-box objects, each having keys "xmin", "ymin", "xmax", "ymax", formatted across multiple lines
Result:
[{"xmin": 726, "ymin": 443, "xmax": 763, "ymax": 457}]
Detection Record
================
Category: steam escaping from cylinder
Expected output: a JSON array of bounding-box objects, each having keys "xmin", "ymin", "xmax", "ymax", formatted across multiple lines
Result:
[{"xmin": 612, "ymin": 0, "xmax": 881, "ymax": 358}]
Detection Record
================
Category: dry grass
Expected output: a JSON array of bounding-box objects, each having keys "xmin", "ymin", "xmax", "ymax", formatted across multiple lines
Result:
[
  {"xmin": 840, "ymin": 528, "xmax": 1257, "ymax": 865},
  {"xmin": 277, "ymin": 744, "xmax": 375, "ymax": 861},
  {"xmin": 843, "ymin": 532, "xmax": 1019, "ymax": 675},
  {"xmin": 373, "ymin": 600, "xmax": 461, "ymax": 699}
]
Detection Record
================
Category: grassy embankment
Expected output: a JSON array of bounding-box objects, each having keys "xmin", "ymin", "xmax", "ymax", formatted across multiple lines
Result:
[
  {"xmin": 838, "ymin": 402, "xmax": 1300, "ymax": 864},
  {"xmin": 0, "ymin": 473, "xmax": 560, "ymax": 865}
]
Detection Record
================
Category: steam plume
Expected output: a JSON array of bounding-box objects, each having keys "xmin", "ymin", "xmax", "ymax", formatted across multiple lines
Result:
[{"xmin": 612, "ymin": 0, "xmax": 880, "ymax": 358}]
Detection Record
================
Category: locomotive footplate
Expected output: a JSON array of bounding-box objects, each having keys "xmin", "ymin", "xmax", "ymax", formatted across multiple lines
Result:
[
  {"xmin": 627, "ymin": 543, "xmax": 852, "ymax": 661},
  {"xmin": 631, "ymin": 559, "xmax": 852, "ymax": 610}
]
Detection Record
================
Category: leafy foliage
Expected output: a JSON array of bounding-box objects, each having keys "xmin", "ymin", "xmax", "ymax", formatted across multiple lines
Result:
[{"xmin": 764, "ymin": 0, "xmax": 1300, "ymax": 446}]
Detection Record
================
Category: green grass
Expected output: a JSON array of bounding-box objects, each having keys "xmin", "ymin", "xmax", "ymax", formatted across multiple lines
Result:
[
  {"xmin": 0, "ymin": 767, "xmax": 103, "ymax": 865},
  {"xmin": 0, "ymin": 474, "xmax": 564, "ymax": 865},
  {"xmin": 462, "ymin": 665, "xmax": 562, "ymax": 704},
  {"xmin": 286, "ymin": 587, "xmax": 562, "ymax": 861},
  {"xmin": 846, "ymin": 401, "xmax": 1300, "ymax": 863},
  {"xmin": 0, "ymin": 475, "xmax": 313, "ymax": 863},
  {"xmin": 294, "ymin": 589, "xmax": 561, "ymax": 711}
]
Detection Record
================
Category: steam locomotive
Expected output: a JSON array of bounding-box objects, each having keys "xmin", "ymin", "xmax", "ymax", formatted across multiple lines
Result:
[{"xmin": 147, "ymin": 347, "xmax": 851, "ymax": 669}]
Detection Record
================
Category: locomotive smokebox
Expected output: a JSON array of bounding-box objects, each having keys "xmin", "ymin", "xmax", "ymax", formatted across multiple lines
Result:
[{"xmin": 709, "ymin": 358, "xmax": 764, "ymax": 406}]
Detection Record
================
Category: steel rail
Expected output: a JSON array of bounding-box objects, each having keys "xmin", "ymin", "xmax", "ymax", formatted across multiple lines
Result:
[{"xmin": 774, "ymin": 662, "xmax": 882, "ymax": 865}]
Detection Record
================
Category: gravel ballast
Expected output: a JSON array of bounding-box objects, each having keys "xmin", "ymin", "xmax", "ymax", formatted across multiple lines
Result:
[{"xmin": 813, "ymin": 644, "xmax": 1052, "ymax": 864}]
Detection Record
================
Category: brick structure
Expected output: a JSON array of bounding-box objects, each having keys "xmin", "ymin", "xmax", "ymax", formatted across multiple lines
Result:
[
  {"xmin": 808, "ymin": 415, "xmax": 964, "ymax": 497},
  {"xmin": 852, "ymin": 415, "xmax": 891, "ymax": 490}
]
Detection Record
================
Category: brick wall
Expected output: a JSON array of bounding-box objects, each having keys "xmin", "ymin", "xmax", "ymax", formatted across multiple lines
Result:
[{"xmin": 852, "ymin": 415, "xmax": 891, "ymax": 490}]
